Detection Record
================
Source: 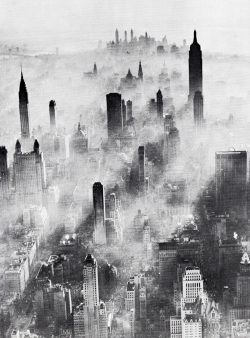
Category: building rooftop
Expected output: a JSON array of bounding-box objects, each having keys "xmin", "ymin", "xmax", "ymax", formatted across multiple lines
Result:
[
  {"xmin": 184, "ymin": 314, "xmax": 201, "ymax": 322},
  {"xmin": 159, "ymin": 242, "xmax": 177, "ymax": 250},
  {"xmin": 127, "ymin": 282, "xmax": 135, "ymax": 292},
  {"xmin": 84, "ymin": 254, "xmax": 96, "ymax": 266}
]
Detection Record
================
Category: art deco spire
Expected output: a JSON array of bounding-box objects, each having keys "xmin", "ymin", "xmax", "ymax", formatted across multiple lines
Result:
[
  {"xmin": 19, "ymin": 70, "xmax": 30, "ymax": 138},
  {"xmin": 19, "ymin": 71, "xmax": 28, "ymax": 103}
]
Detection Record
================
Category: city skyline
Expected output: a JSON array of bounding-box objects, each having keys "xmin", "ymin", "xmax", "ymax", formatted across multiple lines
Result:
[
  {"xmin": 1, "ymin": 6, "xmax": 250, "ymax": 337},
  {"xmin": 0, "ymin": 0, "xmax": 250, "ymax": 55}
]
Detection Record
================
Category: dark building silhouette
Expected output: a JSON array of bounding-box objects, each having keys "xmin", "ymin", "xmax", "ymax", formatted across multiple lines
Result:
[
  {"xmin": 193, "ymin": 91, "xmax": 204, "ymax": 134},
  {"xmin": 120, "ymin": 69, "xmax": 139, "ymax": 90},
  {"xmin": 127, "ymin": 100, "xmax": 132, "ymax": 120},
  {"xmin": 93, "ymin": 62, "xmax": 97, "ymax": 75},
  {"xmin": 218, "ymin": 239, "xmax": 242, "ymax": 289},
  {"xmin": 93, "ymin": 182, "xmax": 106, "ymax": 244},
  {"xmin": 115, "ymin": 29, "xmax": 119, "ymax": 44},
  {"xmin": 138, "ymin": 146, "xmax": 145, "ymax": 193},
  {"xmin": 19, "ymin": 71, "xmax": 30, "ymax": 139},
  {"xmin": 157, "ymin": 46, "xmax": 165, "ymax": 54},
  {"xmin": 159, "ymin": 242, "xmax": 177, "ymax": 288},
  {"xmin": 0, "ymin": 146, "xmax": 10, "ymax": 199},
  {"xmin": 49, "ymin": 100, "xmax": 56, "ymax": 132},
  {"xmin": 122, "ymin": 99, "xmax": 127, "ymax": 129},
  {"xmin": 189, "ymin": 31, "xmax": 202, "ymax": 103},
  {"xmin": 131, "ymin": 29, "xmax": 134, "ymax": 42},
  {"xmin": 124, "ymin": 31, "xmax": 127, "ymax": 43},
  {"xmin": 215, "ymin": 151, "xmax": 248, "ymax": 217},
  {"xmin": 106, "ymin": 93, "xmax": 122, "ymax": 138},
  {"xmin": 157, "ymin": 90, "xmax": 163, "ymax": 119},
  {"xmin": 138, "ymin": 61, "xmax": 143, "ymax": 81}
]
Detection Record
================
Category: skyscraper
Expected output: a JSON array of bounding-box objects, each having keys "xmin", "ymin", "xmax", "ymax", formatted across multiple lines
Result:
[
  {"xmin": 49, "ymin": 100, "xmax": 56, "ymax": 132},
  {"xmin": 234, "ymin": 251, "xmax": 250, "ymax": 306},
  {"xmin": 93, "ymin": 62, "xmax": 97, "ymax": 75},
  {"xmin": 131, "ymin": 29, "xmax": 134, "ymax": 42},
  {"xmin": 189, "ymin": 31, "xmax": 202, "ymax": 103},
  {"xmin": 99, "ymin": 302, "xmax": 108, "ymax": 338},
  {"xmin": 74, "ymin": 254, "xmax": 106, "ymax": 338},
  {"xmin": 170, "ymin": 267, "xmax": 204, "ymax": 338},
  {"xmin": 74, "ymin": 302, "xmax": 89, "ymax": 338},
  {"xmin": 115, "ymin": 29, "xmax": 119, "ymax": 44},
  {"xmin": 124, "ymin": 31, "xmax": 127, "ymax": 43},
  {"xmin": 182, "ymin": 267, "xmax": 203, "ymax": 302},
  {"xmin": 106, "ymin": 93, "xmax": 122, "ymax": 138},
  {"xmin": 83, "ymin": 254, "xmax": 99, "ymax": 310},
  {"xmin": 138, "ymin": 146, "xmax": 145, "ymax": 193},
  {"xmin": 215, "ymin": 151, "xmax": 248, "ymax": 216},
  {"xmin": 193, "ymin": 91, "xmax": 203, "ymax": 128},
  {"xmin": 122, "ymin": 99, "xmax": 127, "ymax": 129},
  {"xmin": 138, "ymin": 61, "xmax": 143, "ymax": 81},
  {"xmin": 159, "ymin": 242, "xmax": 177, "ymax": 289},
  {"xmin": 93, "ymin": 182, "xmax": 106, "ymax": 244},
  {"xmin": 0, "ymin": 146, "xmax": 10, "ymax": 199},
  {"xmin": 82, "ymin": 254, "xmax": 101, "ymax": 338},
  {"xmin": 156, "ymin": 89, "xmax": 163, "ymax": 119},
  {"xmin": 127, "ymin": 100, "xmax": 133, "ymax": 120},
  {"xmin": 13, "ymin": 139, "xmax": 46, "ymax": 206},
  {"xmin": 19, "ymin": 71, "xmax": 30, "ymax": 139}
]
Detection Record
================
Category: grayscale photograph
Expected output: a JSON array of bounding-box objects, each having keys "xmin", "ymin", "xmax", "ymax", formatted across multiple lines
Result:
[{"xmin": 0, "ymin": 0, "xmax": 250, "ymax": 337}]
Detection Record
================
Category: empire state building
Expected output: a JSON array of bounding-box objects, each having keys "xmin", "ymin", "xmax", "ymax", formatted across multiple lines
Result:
[{"xmin": 188, "ymin": 30, "xmax": 203, "ymax": 103}]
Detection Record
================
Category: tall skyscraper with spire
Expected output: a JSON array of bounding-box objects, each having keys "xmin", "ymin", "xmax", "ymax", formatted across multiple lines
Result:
[
  {"xmin": 189, "ymin": 31, "xmax": 202, "ymax": 103},
  {"xmin": 138, "ymin": 61, "xmax": 143, "ymax": 81},
  {"xmin": 157, "ymin": 90, "xmax": 163, "ymax": 119},
  {"xmin": 19, "ymin": 72, "xmax": 30, "ymax": 139}
]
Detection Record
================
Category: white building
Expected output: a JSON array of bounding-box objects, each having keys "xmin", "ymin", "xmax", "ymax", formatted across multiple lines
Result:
[
  {"xmin": 125, "ymin": 282, "xmax": 135, "ymax": 311},
  {"xmin": 83, "ymin": 254, "xmax": 99, "ymax": 310},
  {"xmin": 170, "ymin": 316, "xmax": 182, "ymax": 338},
  {"xmin": 171, "ymin": 267, "xmax": 204, "ymax": 338},
  {"xmin": 182, "ymin": 267, "xmax": 203, "ymax": 303}
]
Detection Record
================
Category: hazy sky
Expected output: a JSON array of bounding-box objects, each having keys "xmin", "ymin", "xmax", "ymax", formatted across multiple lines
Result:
[{"xmin": 1, "ymin": 0, "xmax": 250, "ymax": 54}]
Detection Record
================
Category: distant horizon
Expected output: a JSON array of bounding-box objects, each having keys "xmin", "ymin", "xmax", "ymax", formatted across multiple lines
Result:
[
  {"xmin": 1, "ymin": 28, "xmax": 250, "ymax": 57},
  {"xmin": 1, "ymin": 0, "xmax": 250, "ymax": 55}
]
